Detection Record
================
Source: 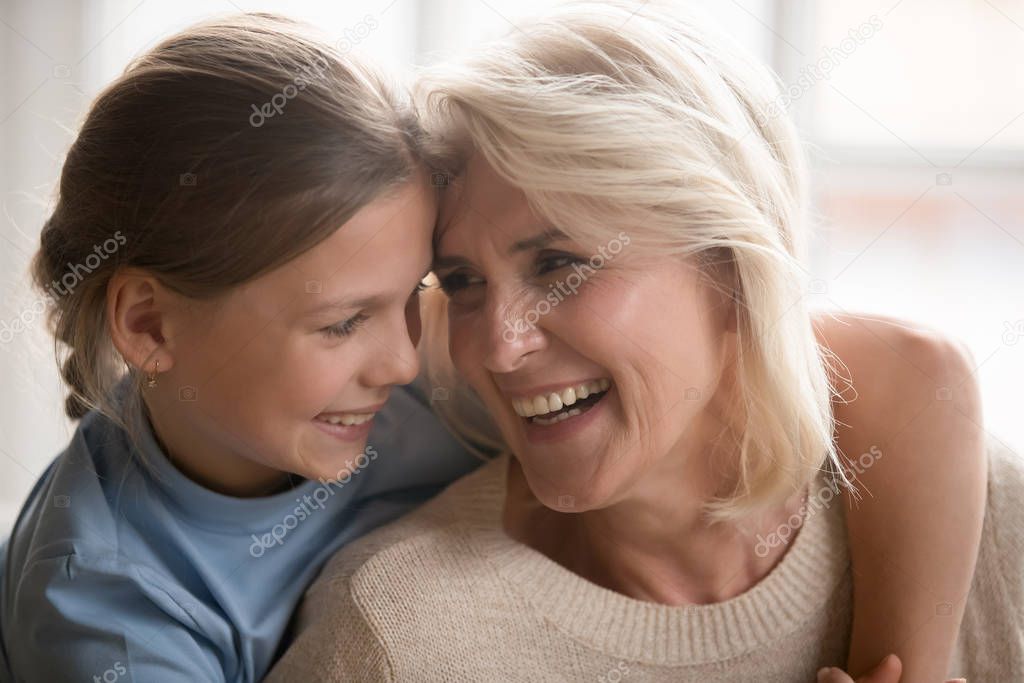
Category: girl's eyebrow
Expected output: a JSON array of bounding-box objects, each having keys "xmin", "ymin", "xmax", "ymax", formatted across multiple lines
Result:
[
  {"xmin": 306, "ymin": 268, "xmax": 430, "ymax": 314},
  {"xmin": 306, "ymin": 294, "xmax": 383, "ymax": 314}
]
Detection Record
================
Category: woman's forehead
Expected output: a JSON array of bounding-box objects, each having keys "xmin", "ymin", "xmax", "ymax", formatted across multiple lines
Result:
[{"xmin": 436, "ymin": 156, "xmax": 537, "ymax": 245}]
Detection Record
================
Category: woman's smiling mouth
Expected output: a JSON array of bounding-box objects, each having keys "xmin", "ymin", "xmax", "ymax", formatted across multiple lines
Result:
[
  {"xmin": 506, "ymin": 378, "xmax": 613, "ymax": 439},
  {"xmin": 511, "ymin": 377, "xmax": 610, "ymax": 419}
]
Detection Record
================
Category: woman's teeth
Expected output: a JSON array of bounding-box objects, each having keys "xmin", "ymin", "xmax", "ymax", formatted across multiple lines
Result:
[
  {"xmin": 531, "ymin": 407, "xmax": 584, "ymax": 426},
  {"xmin": 315, "ymin": 412, "xmax": 375, "ymax": 426},
  {"xmin": 511, "ymin": 378, "xmax": 611, "ymax": 418}
]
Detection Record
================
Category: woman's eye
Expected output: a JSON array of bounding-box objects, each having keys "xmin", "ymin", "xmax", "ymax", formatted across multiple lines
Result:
[
  {"xmin": 321, "ymin": 313, "xmax": 367, "ymax": 339},
  {"xmin": 437, "ymin": 271, "xmax": 482, "ymax": 296},
  {"xmin": 536, "ymin": 252, "xmax": 583, "ymax": 275}
]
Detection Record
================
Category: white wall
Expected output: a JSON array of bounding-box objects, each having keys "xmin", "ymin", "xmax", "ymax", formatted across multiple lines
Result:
[{"xmin": 1, "ymin": 0, "xmax": 91, "ymax": 530}]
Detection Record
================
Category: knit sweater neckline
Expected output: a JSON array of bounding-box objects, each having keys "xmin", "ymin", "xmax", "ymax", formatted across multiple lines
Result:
[{"xmin": 461, "ymin": 453, "xmax": 849, "ymax": 666}]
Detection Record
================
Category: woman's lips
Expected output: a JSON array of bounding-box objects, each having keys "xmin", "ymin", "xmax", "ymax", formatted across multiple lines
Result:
[{"xmin": 520, "ymin": 386, "xmax": 612, "ymax": 444}]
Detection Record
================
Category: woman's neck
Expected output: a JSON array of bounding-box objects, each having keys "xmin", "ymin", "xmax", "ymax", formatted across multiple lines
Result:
[{"xmin": 502, "ymin": 450, "xmax": 807, "ymax": 606}]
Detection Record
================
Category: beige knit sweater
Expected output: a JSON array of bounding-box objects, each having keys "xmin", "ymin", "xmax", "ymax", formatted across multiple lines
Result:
[{"xmin": 268, "ymin": 439, "xmax": 1024, "ymax": 682}]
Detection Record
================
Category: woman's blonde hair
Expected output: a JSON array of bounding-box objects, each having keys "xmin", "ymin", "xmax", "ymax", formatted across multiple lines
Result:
[{"xmin": 418, "ymin": 0, "xmax": 848, "ymax": 521}]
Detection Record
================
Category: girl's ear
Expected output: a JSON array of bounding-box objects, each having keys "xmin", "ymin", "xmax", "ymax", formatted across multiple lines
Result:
[{"xmin": 106, "ymin": 268, "xmax": 180, "ymax": 377}]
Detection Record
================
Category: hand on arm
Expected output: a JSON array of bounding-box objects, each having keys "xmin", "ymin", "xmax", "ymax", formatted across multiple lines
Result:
[{"xmin": 817, "ymin": 654, "xmax": 966, "ymax": 683}]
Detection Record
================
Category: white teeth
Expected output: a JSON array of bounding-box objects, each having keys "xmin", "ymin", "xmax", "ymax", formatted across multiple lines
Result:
[
  {"xmin": 511, "ymin": 379, "xmax": 612, "ymax": 417},
  {"xmin": 531, "ymin": 395, "xmax": 548, "ymax": 416},
  {"xmin": 560, "ymin": 387, "xmax": 576, "ymax": 406},
  {"xmin": 532, "ymin": 407, "xmax": 583, "ymax": 426},
  {"xmin": 317, "ymin": 412, "xmax": 374, "ymax": 426}
]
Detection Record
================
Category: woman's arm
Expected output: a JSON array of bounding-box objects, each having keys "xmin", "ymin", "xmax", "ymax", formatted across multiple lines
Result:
[{"xmin": 813, "ymin": 312, "xmax": 986, "ymax": 683}]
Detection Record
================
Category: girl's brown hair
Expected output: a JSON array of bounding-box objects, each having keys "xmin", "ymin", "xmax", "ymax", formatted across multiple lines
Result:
[{"xmin": 31, "ymin": 13, "xmax": 425, "ymax": 425}]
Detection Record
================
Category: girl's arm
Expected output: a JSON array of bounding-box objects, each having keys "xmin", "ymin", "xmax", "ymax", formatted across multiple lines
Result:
[
  {"xmin": 8, "ymin": 555, "xmax": 225, "ymax": 682},
  {"xmin": 813, "ymin": 312, "xmax": 986, "ymax": 683}
]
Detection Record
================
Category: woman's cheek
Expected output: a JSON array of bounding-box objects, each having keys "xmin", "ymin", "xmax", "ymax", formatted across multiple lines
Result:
[
  {"xmin": 447, "ymin": 311, "xmax": 475, "ymax": 367},
  {"xmin": 562, "ymin": 277, "xmax": 632, "ymax": 329}
]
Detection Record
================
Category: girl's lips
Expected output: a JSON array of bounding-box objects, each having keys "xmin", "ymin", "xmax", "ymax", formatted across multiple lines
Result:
[
  {"xmin": 521, "ymin": 386, "xmax": 612, "ymax": 444},
  {"xmin": 312, "ymin": 417, "xmax": 374, "ymax": 442},
  {"xmin": 318, "ymin": 402, "xmax": 386, "ymax": 416}
]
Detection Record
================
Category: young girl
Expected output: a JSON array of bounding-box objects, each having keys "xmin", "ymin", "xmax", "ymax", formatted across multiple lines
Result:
[
  {"xmin": 0, "ymin": 14, "xmax": 484, "ymax": 682},
  {"xmin": 1, "ymin": 10, "xmax": 985, "ymax": 683}
]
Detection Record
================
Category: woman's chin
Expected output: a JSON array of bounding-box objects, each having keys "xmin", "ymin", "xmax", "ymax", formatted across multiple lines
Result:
[{"xmin": 514, "ymin": 458, "xmax": 616, "ymax": 513}]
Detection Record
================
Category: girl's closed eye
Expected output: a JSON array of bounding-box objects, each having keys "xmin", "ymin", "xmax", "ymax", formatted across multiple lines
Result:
[
  {"xmin": 323, "ymin": 280, "xmax": 428, "ymax": 339},
  {"xmin": 321, "ymin": 313, "xmax": 368, "ymax": 339}
]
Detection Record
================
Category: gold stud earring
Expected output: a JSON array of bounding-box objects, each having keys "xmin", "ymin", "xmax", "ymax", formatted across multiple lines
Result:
[{"xmin": 146, "ymin": 359, "xmax": 159, "ymax": 388}]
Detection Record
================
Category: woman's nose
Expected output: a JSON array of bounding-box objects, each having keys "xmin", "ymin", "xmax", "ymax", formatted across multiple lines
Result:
[{"xmin": 481, "ymin": 291, "xmax": 548, "ymax": 374}]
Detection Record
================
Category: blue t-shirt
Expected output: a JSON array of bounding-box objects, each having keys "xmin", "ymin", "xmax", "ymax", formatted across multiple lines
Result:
[{"xmin": 0, "ymin": 381, "xmax": 483, "ymax": 682}]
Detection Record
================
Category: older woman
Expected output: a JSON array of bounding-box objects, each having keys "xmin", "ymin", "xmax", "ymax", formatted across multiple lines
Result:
[{"xmin": 268, "ymin": 2, "xmax": 1018, "ymax": 681}]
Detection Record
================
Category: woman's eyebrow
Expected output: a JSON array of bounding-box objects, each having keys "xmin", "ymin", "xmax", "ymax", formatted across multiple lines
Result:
[
  {"xmin": 432, "ymin": 254, "xmax": 473, "ymax": 271},
  {"xmin": 433, "ymin": 227, "xmax": 569, "ymax": 271},
  {"xmin": 509, "ymin": 228, "xmax": 568, "ymax": 254}
]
